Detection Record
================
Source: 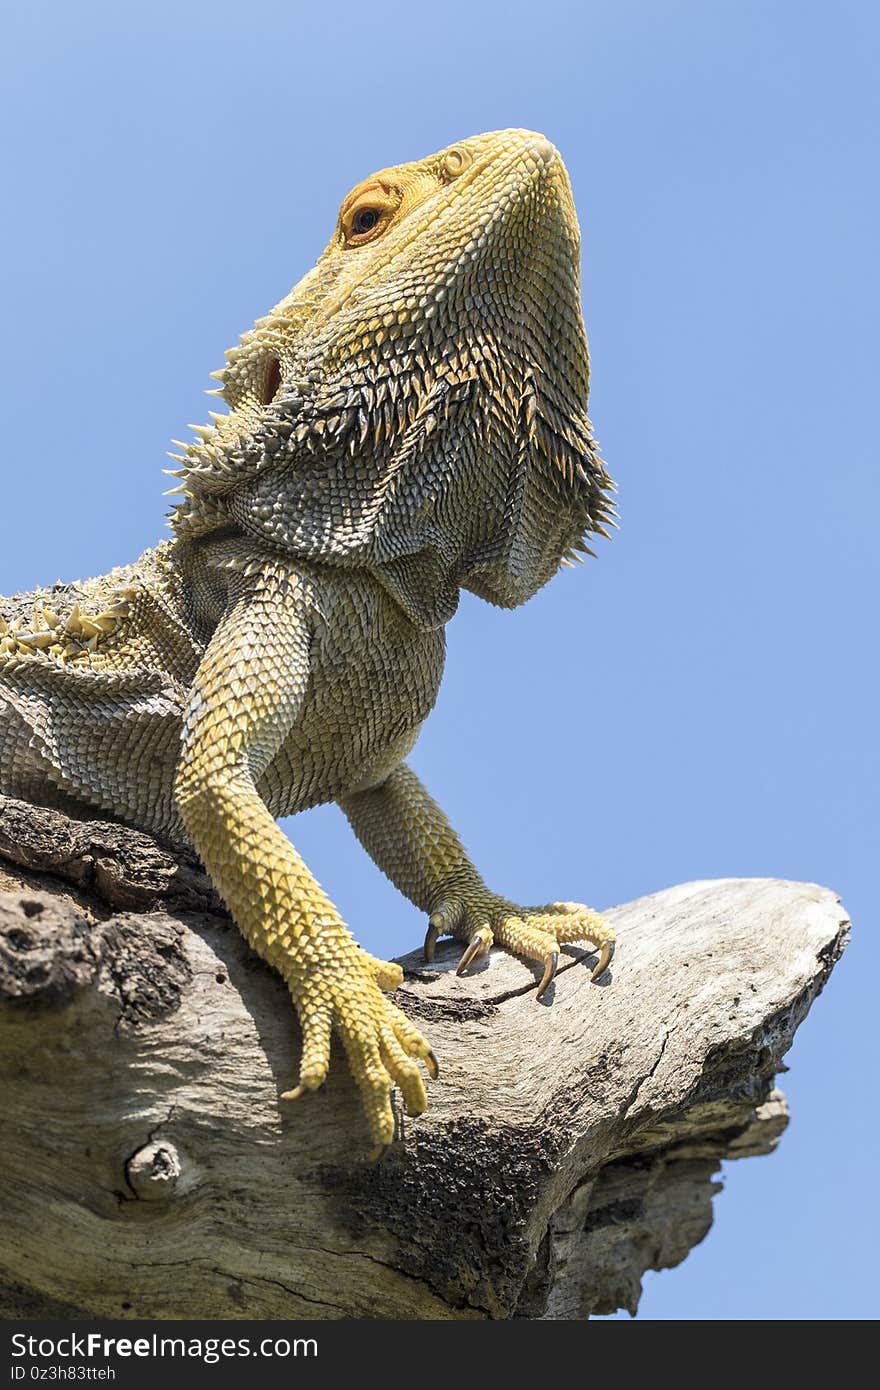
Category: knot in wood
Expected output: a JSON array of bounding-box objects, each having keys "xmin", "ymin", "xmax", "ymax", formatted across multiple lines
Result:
[{"xmin": 125, "ymin": 1140, "xmax": 182, "ymax": 1201}]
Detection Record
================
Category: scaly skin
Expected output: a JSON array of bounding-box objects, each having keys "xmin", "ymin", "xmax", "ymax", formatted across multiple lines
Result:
[{"xmin": 0, "ymin": 130, "xmax": 616, "ymax": 1154}]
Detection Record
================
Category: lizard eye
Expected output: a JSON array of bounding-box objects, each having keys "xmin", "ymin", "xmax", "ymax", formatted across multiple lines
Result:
[
  {"xmin": 260, "ymin": 356, "xmax": 282, "ymax": 406},
  {"xmin": 341, "ymin": 181, "xmax": 401, "ymax": 246},
  {"xmin": 353, "ymin": 208, "xmax": 380, "ymax": 235}
]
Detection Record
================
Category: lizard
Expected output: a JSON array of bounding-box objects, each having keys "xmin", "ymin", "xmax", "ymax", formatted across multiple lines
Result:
[{"xmin": 0, "ymin": 128, "xmax": 617, "ymax": 1157}]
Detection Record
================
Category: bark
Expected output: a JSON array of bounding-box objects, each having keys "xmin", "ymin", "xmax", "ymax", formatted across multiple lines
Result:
[{"xmin": 0, "ymin": 794, "xmax": 849, "ymax": 1319}]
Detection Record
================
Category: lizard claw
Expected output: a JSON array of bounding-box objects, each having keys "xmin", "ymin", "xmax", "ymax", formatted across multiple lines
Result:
[
  {"xmin": 456, "ymin": 924, "xmax": 493, "ymax": 976},
  {"xmin": 441, "ymin": 898, "xmax": 614, "ymax": 998},
  {"xmin": 423, "ymin": 916, "xmax": 441, "ymax": 962},
  {"xmin": 536, "ymin": 949, "xmax": 559, "ymax": 1000},
  {"xmin": 591, "ymin": 939, "xmax": 614, "ymax": 982},
  {"xmin": 424, "ymin": 902, "xmax": 464, "ymax": 961}
]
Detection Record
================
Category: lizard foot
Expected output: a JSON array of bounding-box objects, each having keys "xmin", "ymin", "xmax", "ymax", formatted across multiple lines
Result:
[
  {"xmin": 425, "ymin": 894, "xmax": 614, "ymax": 998},
  {"xmin": 281, "ymin": 946, "xmax": 437, "ymax": 1153}
]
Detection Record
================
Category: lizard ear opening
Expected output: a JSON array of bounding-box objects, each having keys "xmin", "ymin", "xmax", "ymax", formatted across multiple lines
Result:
[{"xmin": 260, "ymin": 356, "xmax": 282, "ymax": 406}]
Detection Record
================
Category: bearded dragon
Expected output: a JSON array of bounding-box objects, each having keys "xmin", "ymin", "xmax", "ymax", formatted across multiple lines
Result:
[{"xmin": 0, "ymin": 129, "xmax": 616, "ymax": 1156}]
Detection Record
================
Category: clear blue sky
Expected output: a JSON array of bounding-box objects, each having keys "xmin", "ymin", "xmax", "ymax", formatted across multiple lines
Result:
[{"xmin": 2, "ymin": 1, "xmax": 876, "ymax": 1319}]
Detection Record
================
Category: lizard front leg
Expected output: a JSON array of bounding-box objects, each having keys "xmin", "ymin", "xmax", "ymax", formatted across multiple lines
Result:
[
  {"xmin": 174, "ymin": 565, "xmax": 436, "ymax": 1155},
  {"xmin": 341, "ymin": 762, "xmax": 614, "ymax": 998}
]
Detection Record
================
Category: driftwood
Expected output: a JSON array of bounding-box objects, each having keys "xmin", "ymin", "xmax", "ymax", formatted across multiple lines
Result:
[{"xmin": 0, "ymin": 794, "xmax": 848, "ymax": 1320}]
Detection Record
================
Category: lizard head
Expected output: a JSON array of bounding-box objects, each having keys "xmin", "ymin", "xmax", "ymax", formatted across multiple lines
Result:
[{"xmin": 169, "ymin": 129, "xmax": 615, "ymax": 624}]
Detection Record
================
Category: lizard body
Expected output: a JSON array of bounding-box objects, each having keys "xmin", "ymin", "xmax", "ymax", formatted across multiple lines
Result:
[{"xmin": 0, "ymin": 130, "xmax": 615, "ymax": 1153}]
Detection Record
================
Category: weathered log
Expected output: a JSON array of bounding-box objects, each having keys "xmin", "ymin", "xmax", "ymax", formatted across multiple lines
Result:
[{"xmin": 0, "ymin": 794, "xmax": 848, "ymax": 1319}]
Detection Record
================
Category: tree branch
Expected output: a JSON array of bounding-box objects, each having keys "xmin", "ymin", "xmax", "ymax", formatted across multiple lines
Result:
[{"xmin": 0, "ymin": 795, "xmax": 848, "ymax": 1319}]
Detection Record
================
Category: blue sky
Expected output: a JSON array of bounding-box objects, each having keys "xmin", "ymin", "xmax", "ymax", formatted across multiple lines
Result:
[{"xmin": 2, "ymin": 1, "xmax": 876, "ymax": 1319}]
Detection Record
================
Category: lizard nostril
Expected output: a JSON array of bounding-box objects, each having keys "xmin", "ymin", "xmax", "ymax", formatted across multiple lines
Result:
[{"xmin": 260, "ymin": 356, "xmax": 282, "ymax": 406}]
